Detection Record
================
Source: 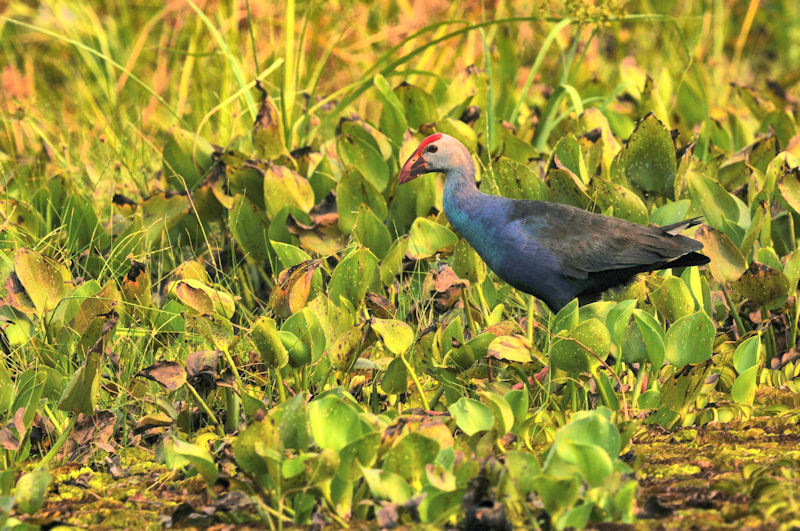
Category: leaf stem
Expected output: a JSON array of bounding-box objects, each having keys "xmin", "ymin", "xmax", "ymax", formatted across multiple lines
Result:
[{"xmin": 400, "ymin": 352, "xmax": 430, "ymax": 411}]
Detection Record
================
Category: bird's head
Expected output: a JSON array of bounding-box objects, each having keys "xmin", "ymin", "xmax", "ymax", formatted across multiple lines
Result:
[{"xmin": 398, "ymin": 133, "xmax": 471, "ymax": 184}]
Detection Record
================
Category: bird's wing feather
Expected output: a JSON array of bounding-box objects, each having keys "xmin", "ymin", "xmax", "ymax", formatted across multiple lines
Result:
[{"xmin": 508, "ymin": 201, "xmax": 703, "ymax": 278}]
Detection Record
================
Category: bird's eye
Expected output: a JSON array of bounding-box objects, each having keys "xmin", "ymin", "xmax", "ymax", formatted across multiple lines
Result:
[{"xmin": 426, "ymin": 145, "xmax": 438, "ymax": 153}]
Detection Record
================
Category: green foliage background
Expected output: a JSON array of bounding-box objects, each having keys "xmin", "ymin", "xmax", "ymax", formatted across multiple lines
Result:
[{"xmin": 2, "ymin": 0, "xmax": 800, "ymax": 528}]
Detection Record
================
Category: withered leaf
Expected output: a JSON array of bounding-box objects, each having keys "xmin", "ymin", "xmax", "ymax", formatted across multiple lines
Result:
[
  {"xmin": 0, "ymin": 427, "xmax": 20, "ymax": 451},
  {"xmin": 365, "ymin": 292, "xmax": 397, "ymax": 319},
  {"xmin": 269, "ymin": 260, "xmax": 320, "ymax": 318},
  {"xmin": 136, "ymin": 361, "xmax": 187, "ymax": 391}
]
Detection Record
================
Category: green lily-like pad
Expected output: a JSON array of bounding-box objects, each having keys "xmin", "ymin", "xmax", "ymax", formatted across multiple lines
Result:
[
  {"xmin": 308, "ymin": 394, "xmax": 364, "ymax": 452},
  {"xmin": 395, "ymin": 82, "xmax": 437, "ymax": 130},
  {"xmin": 263, "ymin": 164, "xmax": 315, "ymax": 219},
  {"xmin": 230, "ymin": 195, "xmax": 270, "ymax": 265},
  {"xmin": 381, "ymin": 357, "xmax": 408, "ymax": 395},
  {"xmin": 488, "ymin": 157, "xmax": 550, "ymax": 201},
  {"xmin": 406, "ymin": 218, "xmax": 458, "ymax": 260},
  {"xmin": 371, "ymin": 318, "xmax": 414, "ymax": 355},
  {"xmin": 337, "ymin": 166, "xmax": 387, "ymax": 233},
  {"xmin": 448, "ymin": 397, "xmax": 494, "ymax": 436},
  {"xmin": 374, "ymin": 73, "xmax": 408, "ymax": 147},
  {"xmin": 550, "ymin": 318, "xmax": 612, "ymax": 375},
  {"xmin": 694, "ymin": 225, "xmax": 747, "ymax": 283},
  {"xmin": 171, "ymin": 278, "xmax": 236, "ymax": 319},
  {"xmin": 593, "ymin": 179, "xmax": 648, "ymax": 224},
  {"xmin": 732, "ymin": 262, "xmax": 790, "ymax": 307},
  {"xmin": 163, "ymin": 126, "xmax": 215, "ymax": 190},
  {"xmin": 251, "ymin": 316, "xmax": 288, "ymax": 369},
  {"xmin": 328, "ymin": 320, "xmax": 374, "ymax": 372},
  {"xmin": 619, "ymin": 112, "xmax": 676, "ymax": 196},
  {"xmin": 548, "ymin": 165, "xmax": 590, "ymax": 209},
  {"xmin": 354, "ymin": 205, "xmax": 392, "ymax": 259},
  {"xmin": 649, "ymin": 276, "xmax": 695, "ymax": 323},
  {"xmin": 13, "ymin": 247, "xmax": 71, "ymax": 318},
  {"xmin": 283, "ymin": 309, "xmax": 326, "ymax": 362},
  {"xmin": 486, "ymin": 335, "xmax": 533, "ymax": 363},
  {"xmin": 686, "ymin": 171, "xmax": 740, "ymax": 231},
  {"xmin": 664, "ymin": 311, "xmax": 715, "ymax": 368},
  {"xmin": 337, "ymin": 120, "xmax": 389, "ymax": 192},
  {"xmin": 382, "ymin": 432, "xmax": 440, "ymax": 484},
  {"xmin": 329, "ymin": 248, "xmax": 379, "ymax": 309}
]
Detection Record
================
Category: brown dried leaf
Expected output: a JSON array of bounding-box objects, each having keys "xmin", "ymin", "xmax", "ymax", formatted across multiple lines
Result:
[{"xmin": 136, "ymin": 361, "xmax": 187, "ymax": 391}]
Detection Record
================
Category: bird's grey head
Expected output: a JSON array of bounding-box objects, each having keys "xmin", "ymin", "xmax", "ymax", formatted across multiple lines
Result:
[{"xmin": 398, "ymin": 133, "xmax": 472, "ymax": 184}]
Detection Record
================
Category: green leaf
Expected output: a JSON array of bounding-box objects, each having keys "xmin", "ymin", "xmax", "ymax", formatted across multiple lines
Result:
[
  {"xmin": 620, "ymin": 113, "xmax": 676, "ymax": 196},
  {"xmin": 687, "ymin": 171, "xmax": 739, "ymax": 231},
  {"xmin": 487, "ymin": 157, "xmax": 550, "ymax": 201},
  {"xmin": 650, "ymin": 200, "xmax": 690, "ymax": 227},
  {"xmin": 363, "ymin": 468, "xmax": 412, "ymax": 504},
  {"xmin": 732, "ymin": 262, "xmax": 790, "ymax": 308},
  {"xmin": 371, "ymin": 318, "xmax": 414, "ymax": 355},
  {"xmin": 382, "ymin": 432, "xmax": 440, "ymax": 484},
  {"xmin": 282, "ymin": 309, "xmax": 326, "ymax": 362},
  {"xmin": 354, "ymin": 206, "xmax": 392, "ymax": 259},
  {"xmin": 381, "ymin": 357, "xmax": 408, "ymax": 395},
  {"xmin": 448, "ymin": 397, "xmax": 494, "ymax": 436},
  {"xmin": 164, "ymin": 436, "xmax": 219, "ymax": 485},
  {"xmin": 263, "ymin": 165, "xmax": 315, "ymax": 219},
  {"xmin": 251, "ymin": 317, "xmax": 288, "ymax": 369},
  {"xmin": 171, "ymin": 279, "xmax": 236, "ymax": 318},
  {"xmin": 486, "ymin": 335, "xmax": 533, "ymax": 363},
  {"xmin": 308, "ymin": 395, "xmax": 363, "ymax": 452},
  {"xmin": 396, "ymin": 83, "xmax": 436, "ymax": 129},
  {"xmin": 733, "ymin": 335, "xmax": 761, "ymax": 374},
  {"xmin": 479, "ymin": 391, "xmax": 515, "ymax": 435},
  {"xmin": 329, "ymin": 248, "xmax": 378, "ymax": 309},
  {"xmin": 594, "ymin": 179, "xmax": 648, "ymax": 224},
  {"xmin": 406, "ymin": 218, "xmax": 458, "ymax": 260},
  {"xmin": 374, "ymin": 74, "xmax": 408, "ymax": 146},
  {"xmin": 14, "ymin": 466, "xmax": 50, "ymax": 514},
  {"xmin": 731, "ymin": 365, "xmax": 759, "ymax": 405},
  {"xmin": 650, "ymin": 276, "xmax": 695, "ymax": 323},
  {"xmin": 694, "ymin": 225, "xmax": 747, "ymax": 284},
  {"xmin": 504, "ymin": 450, "xmax": 541, "ymax": 495},
  {"xmin": 14, "ymin": 248, "xmax": 71, "ymax": 318},
  {"xmin": 230, "ymin": 195, "xmax": 270, "ymax": 265},
  {"xmin": 337, "ymin": 121, "xmax": 389, "ymax": 191},
  {"xmin": 633, "ymin": 310, "xmax": 666, "ymax": 368},
  {"xmin": 58, "ymin": 351, "xmax": 102, "ymax": 415},
  {"xmin": 337, "ymin": 167, "xmax": 387, "ymax": 233},
  {"xmin": 550, "ymin": 318, "xmax": 611, "ymax": 375},
  {"xmin": 163, "ymin": 126, "xmax": 215, "ymax": 190},
  {"xmin": 664, "ymin": 311, "xmax": 715, "ymax": 368}
]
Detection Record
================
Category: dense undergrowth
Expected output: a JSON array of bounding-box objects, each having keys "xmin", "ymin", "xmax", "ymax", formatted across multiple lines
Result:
[{"xmin": 2, "ymin": 0, "xmax": 800, "ymax": 528}]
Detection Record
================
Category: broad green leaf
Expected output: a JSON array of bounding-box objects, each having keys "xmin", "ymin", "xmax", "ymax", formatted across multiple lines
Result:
[
  {"xmin": 337, "ymin": 121, "xmax": 389, "ymax": 191},
  {"xmin": 58, "ymin": 351, "xmax": 102, "ymax": 415},
  {"xmin": 14, "ymin": 248, "xmax": 71, "ymax": 318},
  {"xmin": 550, "ymin": 318, "xmax": 611, "ymax": 375},
  {"xmin": 633, "ymin": 309, "xmax": 666, "ymax": 368},
  {"xmin": 14, "ymin": 466, "xmax": 50, "ymax": 514},
  {"xmin": 282, "ymin": 309, "xmax": 326, "ymax": 362},
  {"xmin": 382, "ymin": 432, "xmax": 440, "ymax": 484},
  {"xmin": 230, "ymin": 195, "xmax": 270, "ymax": 264},
  {"xmin": 650, "ymin": 200, "xmax": 690, "ymax": 227},
  {"xmin": 734, "ymin": 335, "xmax": 761, "ymax": 374},
  {"xmin": 479, "ymin": 391, "xmax": 515, "ymax": 435},
  {"xmin": 594, "ymin": 179, "xmax": 648, "ymax": 224},
  {"xmin": 308, "ymin": 395, "xmax": 362, "ymax": 452},
  {"xmin": 620, "ymin": 113, "xmax": 676, "ymax": 196},
  {"xmin": 664, "ymin": 311, "xmax": 715, "ymax": 368},
  {"xmin": 374, "ymin": 73, "xmax": 408, "ymax": 146},
  {"xmin": 163, "ymin": 126, "xmax": 215, "ymax": 190},
  {"xmin": 381, "ymin": 357, "xmax": 408, "ymax": 395},
  {"xmin": 504, "ymin": 450, "xmax": 541, "ymax": 495},
  {"xmin": 686, "ymin": 171, "xmax": 739, "ymax": 231},
  {"xmin": 263, "ymin": 165, "xmax": 314, "ymax": 219},
  {"xmin": 396, "ymin": 83, "xmax": 436, "ymax": 129},
  {"xmin": 279, "ymin": 330, "xmax": 311, "ymax": 368},
  {"xmin": 731, "ymin": 365, "xmax": 759, "ymax": 405},
  {"xmin": 694, "ymin": 225, "xmax": 747, "ymax": 283},
  {"xmin": 488, "ymin": 157, "xmax": 550, "ymax": 201},
  {"xmin": 486, "ymin": 335, "xmax": 533, "ymax": 363},
  {"xmin": 732, "ymin": 262, "xmax": 790, "ymax": 307},
  {"xmin": 171, "ymin": 279, "xmax": 235, "ymax": 319},
  {"xmin": 371, "ymin": 318, "xmax": 414, "ymax": 355},
  {"xmin": 252, "ymin": 317, "xmax": 288, "ymax": 369},
  {"xmin": 328, "ymin": 321, "xmax": 374, "ymax": 372},
  {"xmin": 337, "ymin": 167, "xmax": 387, "ymax": 233},
  {"xmin": 163, "ymin": 436, "xmax": 219, "ymax": 485},
  {"xmin": 363, "ymin": 468, "xmax": 412, "ymax": 504},
  {"xmin": 650, "ymin": 276, "xmax": 695, "ymax": 323},
  {"xmin": 329, "ymin": 248, "xmax": 378, "ymax": 309},
  {"xmin": 353, "ymin": 206, "xmax": 392, "ymax": 259},
  {"xmin": 406, "ymin": 218, "xmax": 458, "ymax": 259},
  {"xmin": 448, "ymin": 397, "xmax": 494, "ymax": 436}
]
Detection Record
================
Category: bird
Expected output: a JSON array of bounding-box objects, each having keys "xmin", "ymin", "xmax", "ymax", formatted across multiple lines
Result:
[{"xmin": 398, "ymin": 133, "xmax": 710, "ymax": 313}]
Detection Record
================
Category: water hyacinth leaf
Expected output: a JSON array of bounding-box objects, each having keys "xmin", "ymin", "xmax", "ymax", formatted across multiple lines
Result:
[
  {"xmin": 451, "ymin": 238, "xmax": 487, "ymax": 285},
  {"xmin": 63, "ymin": 195, "xmax": 111, "ymax": 251},
  {"xmin": 263, "ymin": 164, "xmax": 315, "ymax": 220},
  {"xmin": 271, "ymin": 240, "xmax": 312, "ymax": 270},
  {"xmin": 381, "ymin": 357, "xmax": 408, "ymax": 395},
  {"xmin": 756, "ymin": 246, "xmax": 782, "ymax": 272},
  {"xmin": 14, "ymin": 248, "xmax": 71, "ymax": 318},
  {"xmin": 379, "ymin": 236, "xmax": 409, "ymax": 286},
  {"xmin": 58, "ymin": 351, "xmax": 102, "ymax": 415},
  {"xmin": 14, "ymin": 466, "xmax": 50, "ymax": 514},
  {"xmin": 252, "ymin": 86, "xmax": 286, "ymax": 160},
  {"xmin": 329, "ymin": 248, "xmax": 378, "ymax": 309},
  {"xmin": 406, "ymin": 218, "xmax": 458, "ymax": 259},
  {"xmin": 233, "ymin": 414, "xmax": 281, "ymax": 482},
  {"xmin": 308, "ymin": 394, "xmax": 363, "ymax": 452},
  {"xmin": 664, "ymin": 311, "xmax": 715, "ymax": 368},
  {"xmin": 778, "ymin": 166, "xmax": 800, "ymax": 215},
  {"xmin": 650, "ymin": 199, "xmax": 690, "ymax": 227},
  {"xmin": 279, "ymin": 330, "xmax": 311, "ymax": 368},
  {"xmin": 650, "ymin": 276, "xmax": 695, "ymax": 323},
  {"xmin": 732, "ymin": 262, "xmax": 790, "ymax": 307},
  {"xmin": 479, "ymin": 391, "xmax": 515, "ymax": 435},
  {"xmin": 606, "ymin": 299, "xmax": 636, "ymax": 346},
  {"xmin": 436, "ymin": 117, "xmax": 479, "ymax": 154},
  {"xmin": 374, "ymin": 73, "xmax": 408, "ymax": 146},
  {"xmin": 551, "ymin": 133, "xmax": 585, "ymax": 182},
  {"xmin": 734, "ymin": 335, "xmax": 761, "ymax": 374},
  {"xmin": 553, "ymin": 298, "xmax": 580, "ymax": 334},
  {"xmin": 363, "ymin": 468, "xmax": 413, "ymax": 504},
  {"xmin": 446, "ymin": 332, "xmax": 495, "ymax": 371},
  {"xmin": 282, "ymin": 309, "xmax": 326, "ymax": 362},
  {"xmin": 163, "ymin": 436, "xmax": 219, "ymax": 485},
  {"xmin": 633, "ymin": 309, "xmax": 666, "ymax": 368},
  {"xmin": 371, "ymin": 318, "xmax": 414, "ymax": 355},
  {"xmin": 550, "ymin": 318, "xmax": 612, "ymax": 375},
  {"xmin": 172, "ymin": 279, "xmax": 235, "ymax": 319},
  {"xmin": 382, "ymin": 432, "xmax": 440, "ymax": 484},
  {"xmin": 396, "ymin": 82, "xmax": 437, "ymax": 129},
  {"xmin": 251, "ymin": 317, "xmax": 288, "ymax": 369},
  {"xmin": 594, "ymin": 179, "xmax": 648, "ymax": 224},
  {"xmin": 163, "ymin": 126, "xmax": 215, "ymax": 190},
  {"xmin": 185, "ymin": 313, "xmax": 235, "ymax": 351},
  {"xmin": 269, "ymin": 260, "xmax": 320, "ymax": 318},
  {"xmin": 548, "ymin": 167, "xmax": 591, "ymax": 208},
  {"xmin": 504, "ymin": 450, "xmax": 541, "ymax": 496},
  {"xmin": 619, "ymin": 113, "xmax": 676, "ymax": 196},
  {"xmin": 731, "ymin": 365, "xmax": 759, "ymax": 405},
  {"xmin": 694, "ymin": 225, "xmax": 747, "ymax": 284},
  {"xmin": 337, "ymin": 167, "xmax": 387, "ymax": 233},
  {"xmin": 272, "ymin": 393, "xmax": 311, "ymax": 451},
  {"xmin": 353, "ymin": 206, "xmax": 392, "ymax": 259},
  {"xmin": 329, "ymin": 321, "xmax": 374, "ymax": 372},
  {"xmin": 486, "ymin": 335, "xmax": 532, "ymax": 363},
  {"xmin": 337, "ymin": 431, "xmax": 380, "ymax": 481},
  {"xmin": 337, "ymin": 121, "xmax": 389, "ymax": 191},
  {"xmin": 687, "ymin": 171, "xmax": 739, "ymax": 231},
  {"xmin": 230, "ymin": 195, "xmax": 270, "ymax": 265},
  {"xmin": 489, "ymin": 157, "xmax": 550, "ymax": 201},
  {"xmin": 448, "ymin": 397, "xmax": 494, "ymax": 436}
]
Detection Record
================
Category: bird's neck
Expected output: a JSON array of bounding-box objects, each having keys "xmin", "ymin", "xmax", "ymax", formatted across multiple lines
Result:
[{"xmin": 442, "ymin": 159, "xmax": 484, "ymax": 239}]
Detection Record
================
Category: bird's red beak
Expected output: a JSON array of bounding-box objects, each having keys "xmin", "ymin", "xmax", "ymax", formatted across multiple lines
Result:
[{"xmin": 398, "ymin": 154, "xmax": 428, "ymax": 184}]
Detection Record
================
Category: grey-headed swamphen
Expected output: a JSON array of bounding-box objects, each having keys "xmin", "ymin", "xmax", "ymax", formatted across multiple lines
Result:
[{"xmin": 398, "ymin": 133, "xmax": 710, "ymax": 312}]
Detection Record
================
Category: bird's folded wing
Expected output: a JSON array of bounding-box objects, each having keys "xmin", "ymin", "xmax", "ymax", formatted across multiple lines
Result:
[{"xmin": 514, "ymin": 203, "xmax": 703, "ymax": 279}]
